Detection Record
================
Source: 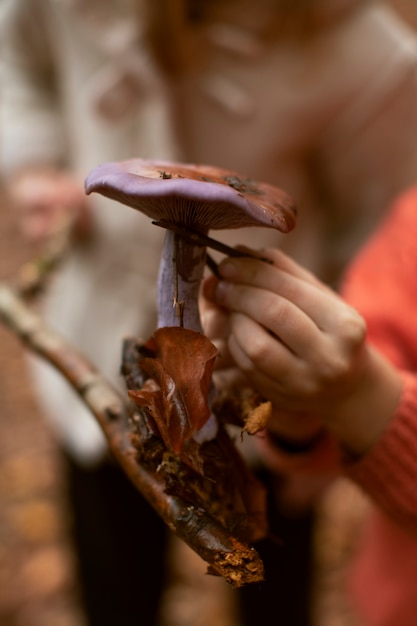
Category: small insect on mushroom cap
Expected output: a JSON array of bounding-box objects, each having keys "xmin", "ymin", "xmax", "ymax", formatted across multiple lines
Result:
[{"xmin": 85, "ymin": 158, "xmax": 297, "ymax": 234}]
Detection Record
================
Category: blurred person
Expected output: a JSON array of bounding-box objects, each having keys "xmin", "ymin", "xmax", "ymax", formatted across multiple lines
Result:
[
  {"xmin": 0, "ymin": 2, "xmax": 177, "ymax": 625},
  {"xmin": 1, "ymin": 1, "xmax": 417, "ymax": 625},
  {"xmin": 201, "ymin": 182, "xmax": 417, "ymax": 626}
]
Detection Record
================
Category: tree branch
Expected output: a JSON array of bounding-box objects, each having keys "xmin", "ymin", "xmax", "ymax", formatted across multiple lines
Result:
[{"xmin": 0, "ymin": 283, "xmax": 265, "ymax": 586}]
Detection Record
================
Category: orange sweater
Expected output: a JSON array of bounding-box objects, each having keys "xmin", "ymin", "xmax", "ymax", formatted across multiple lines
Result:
[{"xmin": 341, "ymin": 185, "xmax": 417, "ymax": 625}]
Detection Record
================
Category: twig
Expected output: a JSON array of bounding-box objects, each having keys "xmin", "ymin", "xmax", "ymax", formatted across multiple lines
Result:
[
  {"xmin": 0, "ymin": 283, "xmax": 264, "ymax": 586},
  {"xmin": 153, "ymin": 219, "xmax": 272, "ymax": 263},
  {"xmin": 14, "ymin": 215, "xmax": 73, "ymax": 299},
  {"xmin": 205, "ymin": 252, "xmax": 221, "ymax": 277},
  {"xmin": 0, "ymin": 211, "xmax": 266, "ymax": 585}
]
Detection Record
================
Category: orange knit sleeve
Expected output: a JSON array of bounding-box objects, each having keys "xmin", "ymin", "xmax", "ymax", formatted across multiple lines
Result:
[
  {"xmin": 342, "ymin": 185, "xmax": 417, "ymax": 372},
  {"xmin": 342, "ymin": 185, "xmax": 417, "ymax": 532},
  {"xmin": 346, "ymin": 371, "xmax": 417, "ymax": 533}
]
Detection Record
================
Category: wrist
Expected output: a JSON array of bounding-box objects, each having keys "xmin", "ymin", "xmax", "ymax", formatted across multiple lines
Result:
[
  {"xmin": 265, "ymin": 428, "xmax": 327, "ymax": 454},
  {"xmin": 258, "ymin": 427, "xmax": 341, "ymax": 475},
  {"xmin": 324, "ymin": 346, "xmax": 402, "ymax": 457}
]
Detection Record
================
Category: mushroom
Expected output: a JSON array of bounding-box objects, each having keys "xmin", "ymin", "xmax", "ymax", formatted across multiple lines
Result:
[
  {"xmin": 85, "ymin": 159, "xmax": 296, "ymax": 469},
  {"xmin": 85, "ymin": 159, "xmax": 296, "ymax": 331},
  {"xmin": 86, "ymin": 160, "xmax": 298, "ymax": 579}
]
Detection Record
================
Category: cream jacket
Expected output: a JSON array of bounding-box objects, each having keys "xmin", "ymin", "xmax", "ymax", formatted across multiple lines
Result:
[{"xmin": 1, "ymin": 0, "xmax": 417, "ymax": 463}]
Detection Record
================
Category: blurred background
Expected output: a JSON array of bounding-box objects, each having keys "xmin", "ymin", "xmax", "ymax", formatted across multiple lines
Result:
[
  {"xmin": 0, "ymin": 187, "xmax": 85, "ymax": 626},
  {"xmin": 1, "ymin": 2, "xmax": 417, "ymax": 626}
]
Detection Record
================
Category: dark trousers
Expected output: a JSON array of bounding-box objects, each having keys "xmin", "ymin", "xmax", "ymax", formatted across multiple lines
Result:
[
  {"xmin": 238, "ymin": 472, "xmax": 314, "ymax": 626},
  {"xmin": 63, "ymin": 454, "xmax": 168, "ymax": 626}
]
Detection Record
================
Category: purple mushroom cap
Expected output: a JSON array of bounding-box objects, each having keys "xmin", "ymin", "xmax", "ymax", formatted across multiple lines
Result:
[
  {"xmin": 85, "ymin": 159, "xmax": 297, "ymax": 233},
  {"xmin": 85, "ymin": 158, "xmax": 297, "ymax": 331}
]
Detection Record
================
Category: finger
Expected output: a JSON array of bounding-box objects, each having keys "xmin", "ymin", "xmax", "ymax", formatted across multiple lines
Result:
[
  {"xmin": 201, "ymin": 306, "xmax": 229, "ymax": 340},
  {"xmin": 226, "ymin": 310, "xmax": 356, "ymax": 411},
  {"xmin": 200, "ymin": 306, "xmax": 236, "ymax": 369},
  {"xmin": 226, "ymin": 312, "xmax": 311, "ymax": 406},
  {"xmin": 216, "ymin": 281, "xmax": 324, "ymax": 360},
  {"xmin": 213, "ymin": 339, "xmax": 236, "ymax": 370},
  {"xmin": 228, "ymin": 247, "xmax": 325, "ymax": 287},
  {"xmin": 260, "ymin": 248, "xmax": 326, "ymax": 286},
  {"xmin": 201, "ymin": 274, "xmax": 220, "ymax": 304},
  {"xmin": 216, "ymin": 256, "xmax": 356, "ymax": 337}
]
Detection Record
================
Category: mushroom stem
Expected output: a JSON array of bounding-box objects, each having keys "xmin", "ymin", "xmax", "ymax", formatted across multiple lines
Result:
[{"xmin": 157, "ymin": 230, "xmax": 207, "ymax": 331}]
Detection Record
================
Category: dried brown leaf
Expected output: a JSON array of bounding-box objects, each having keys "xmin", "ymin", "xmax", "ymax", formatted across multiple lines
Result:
[
  {"xmin": 243, "ymin": 400, "xmax": 272, "ymax": 435},
  {"xmin": 128, "ymin": 327, "xmax": 217, "ymax": 472}
]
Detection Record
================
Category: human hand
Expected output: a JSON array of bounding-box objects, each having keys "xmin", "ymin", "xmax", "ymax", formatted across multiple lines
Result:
[
  {"xmin": 202, "ymin": 263, "xmax": 339, "ymax": 475},
  {"xmin": 7, "ymin": 167, "xmax": 93, "ymax": 242},
  {"xmin": 202, "ymin": 248, "xmax": 402, "ymax": 457}
]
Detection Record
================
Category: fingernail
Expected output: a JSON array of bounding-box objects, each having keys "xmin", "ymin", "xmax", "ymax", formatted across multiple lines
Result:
[
  {"xmin": 218, "ymin": 259, "xmax": 237, "ymax": 279},
  {"xmin": 214, "ymin": 280, "xmax": 229, "ymax": 303}
]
